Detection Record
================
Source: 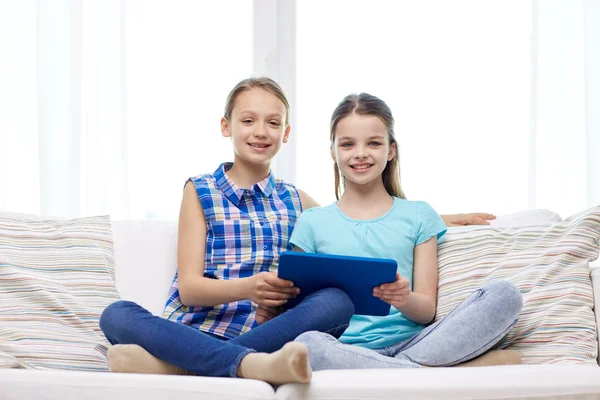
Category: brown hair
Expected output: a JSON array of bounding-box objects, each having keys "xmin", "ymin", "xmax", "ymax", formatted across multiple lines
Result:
[
  {"xmin": 224, "ymin": 77, "xmax": 290, "ymax": 125},
  {"xmin": 330, "ymin": 93, "xmax": 406, "ymax": 200}
]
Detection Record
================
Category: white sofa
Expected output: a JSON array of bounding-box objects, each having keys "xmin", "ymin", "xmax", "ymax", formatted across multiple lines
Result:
[{"xmin": 2, "ymin": 218, "xmax": 600, "ymax": 400}]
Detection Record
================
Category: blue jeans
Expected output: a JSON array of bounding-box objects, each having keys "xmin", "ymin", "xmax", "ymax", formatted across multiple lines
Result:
[
  {"xmin": 100, "ymin": 287, "xmax": 354, "ymax": 377},
  {"xmin": 295, "ymin": 281, "xmax": 523, "ymax": 370}
]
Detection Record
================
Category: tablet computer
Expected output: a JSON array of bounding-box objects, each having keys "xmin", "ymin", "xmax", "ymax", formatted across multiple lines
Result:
[{"xmin": 277, "ymin": 251, "xmax": 397, "ymax": 316}]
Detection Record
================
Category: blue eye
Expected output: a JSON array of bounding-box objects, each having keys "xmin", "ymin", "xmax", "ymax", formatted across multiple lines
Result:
[
  {"xmin": 341, "ymin": 142, "xmax": 353, "ymax": 147},
  {"xmin": 369, "ymin": 141, "xmax": 382, "ymax": 146}
]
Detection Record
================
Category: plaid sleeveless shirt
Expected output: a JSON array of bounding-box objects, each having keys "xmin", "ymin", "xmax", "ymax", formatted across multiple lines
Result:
[{"xmin": 163, "ymin": 163, "xmax": 303, "ymax": 339}]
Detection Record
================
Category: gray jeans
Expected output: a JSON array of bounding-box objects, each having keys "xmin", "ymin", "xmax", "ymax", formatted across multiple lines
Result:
[{"xmin": 295, "ymin": 280, "xmax": 523, "ymax": 370}]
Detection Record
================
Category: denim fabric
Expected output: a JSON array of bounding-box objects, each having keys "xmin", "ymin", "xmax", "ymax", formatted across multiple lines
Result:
[
  {"xmin": 100, "ymin": 287, "xmax": 354, "ymax": 377},
  {"xmin": 295, "ymin": 281, "xmax": 523, "ymax": 370}
]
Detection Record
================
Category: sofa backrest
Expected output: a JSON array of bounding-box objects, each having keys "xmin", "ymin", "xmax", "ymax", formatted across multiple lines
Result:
[
  {"xmin": 110, "ymin": 217, "xmax": 600, "ymax": 365},
  {"xmin": 112, "ymin": 220, "xmax": 178, "ymax": 316}
]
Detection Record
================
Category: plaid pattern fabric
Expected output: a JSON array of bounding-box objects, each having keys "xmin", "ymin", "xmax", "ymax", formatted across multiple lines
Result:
[{"xmin": 163, "ymin": 163, "xmax": 302, "ymax": 339}]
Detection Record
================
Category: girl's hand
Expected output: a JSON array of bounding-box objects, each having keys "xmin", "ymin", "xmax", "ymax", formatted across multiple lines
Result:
[
  {"xmin": 246, "ymin": 272, "xmax": 299, "ymax": 308},
  {"xmin": 255, "ymin": 305, "xmax": 284, "ymax": 325},
  {"xmin": 441, "ymin": 213, "xmax": 496, "ymax": 227},
  {"xmin": 373, "ymin": 273, "xmax": 411, "ymax": 308}
]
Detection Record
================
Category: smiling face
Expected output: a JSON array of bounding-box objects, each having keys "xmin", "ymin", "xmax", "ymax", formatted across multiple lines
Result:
[
  {"xmin": 221, "ymin": 88, "xmax": 290, "ymax": 166},
  {"xmin": 331, "ymin": 113, "xmax": 396, "ymax": 188}
]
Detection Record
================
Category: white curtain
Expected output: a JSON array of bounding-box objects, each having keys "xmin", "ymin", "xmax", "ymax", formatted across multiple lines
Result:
[
  {"xmin": 534, "ymin": 0, "xmax": 594, "ymax": 216},
  {"xmin": 0, "ymin": 0, "xmax": 39, "ymax": 214},
  {"xmin": 295, "ymin": 0, "xmax": 600, "ymax": 219},
  {"xmin": 0, "ymin": 0, "xmax": 598, "ymax": 220},
  {"xmin": 0, "ymin": 0, "xmax": 124, "ymax": 218},
  {"xmin": 1, "ymin": 0, "xmax": 252, "ymax": 219}
]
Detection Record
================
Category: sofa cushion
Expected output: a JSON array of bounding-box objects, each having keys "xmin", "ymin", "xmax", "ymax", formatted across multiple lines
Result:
[
  {"xmin": 436, "ymin": 206, "xmax": 600, "ymax": 364},
  {"xmin": 275, "ymin": 365, "xmax": 600, "ymax": 400},
  {"xmin": 0, "ymin": 214, "xmax": 119, "ymax": 371},
  {"xmin": 0, "ymin": 369, "xmax": 277, "ymax": 400}
]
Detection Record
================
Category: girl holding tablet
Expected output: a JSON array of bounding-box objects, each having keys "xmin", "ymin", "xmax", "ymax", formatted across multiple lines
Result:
[{"xmin": 290, "ymin": 93, "xmax": 523, "ymax": 370}]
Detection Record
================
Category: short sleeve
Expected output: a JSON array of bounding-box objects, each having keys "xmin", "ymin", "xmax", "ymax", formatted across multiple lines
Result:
[
  {"xmin": 290, "ymin": 208, "xmax": 317, "ymax": 252},
  {"xmin": 415, "ymin": 201, "xmax": 447, "ymax": 246}
]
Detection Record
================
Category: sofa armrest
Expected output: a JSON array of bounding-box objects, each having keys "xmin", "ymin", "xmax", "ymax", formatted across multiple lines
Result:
[{"xmin": 590, "ymin": 259, "xmax": 600, "ymax": 366}]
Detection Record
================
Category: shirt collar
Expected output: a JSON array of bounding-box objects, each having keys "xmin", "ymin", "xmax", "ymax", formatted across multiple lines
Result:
[{"xmin": 214, "ymin": 163, "xmax": 276, "ymax": 205}]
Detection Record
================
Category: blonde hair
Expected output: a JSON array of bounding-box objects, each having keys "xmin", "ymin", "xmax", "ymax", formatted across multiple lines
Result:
[
  {"xmin": 224, "ymin": 77, "xmax": 290, "ymax": 125},
  {"xmin": 330, "ymin": 93, "xmax": 406, "ymax": 200}
]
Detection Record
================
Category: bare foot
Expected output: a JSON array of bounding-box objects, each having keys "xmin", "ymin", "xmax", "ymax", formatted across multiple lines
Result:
[
  {"xmin": 453, "ymin": 349, "xmax": 522, "ymax": 367},
  {"xmin": 237, "ymin": 342, "xmax": 312, "ymax": 384},
  {"xmin": 108, "ymin": 344, "xmax": 190, "ymax": 375}
]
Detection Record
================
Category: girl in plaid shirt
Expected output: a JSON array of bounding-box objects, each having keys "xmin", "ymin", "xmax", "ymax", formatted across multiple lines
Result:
[{"xmin": 99, "ymin": 77, "xmax": 355, "ymax": 384}]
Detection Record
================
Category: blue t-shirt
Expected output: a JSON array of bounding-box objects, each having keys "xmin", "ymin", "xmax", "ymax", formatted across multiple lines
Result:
[{"xmin": 290, "ymin": 197, "xmax": 447, "ymax": 349}]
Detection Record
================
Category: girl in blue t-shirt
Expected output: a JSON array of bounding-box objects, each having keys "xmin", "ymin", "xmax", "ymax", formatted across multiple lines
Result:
[{"xmin": 289, "ymin": 93, "xmax": 524, "ymax": 370}]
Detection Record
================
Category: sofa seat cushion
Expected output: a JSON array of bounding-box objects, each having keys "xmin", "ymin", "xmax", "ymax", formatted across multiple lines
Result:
[
  {"xmin": 0, "ymin": 369, "xmax": 276, "ymax": 400},
  {"xmin": 276, "ymin": 365, "xmax": 600, "ymax": 399}
]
